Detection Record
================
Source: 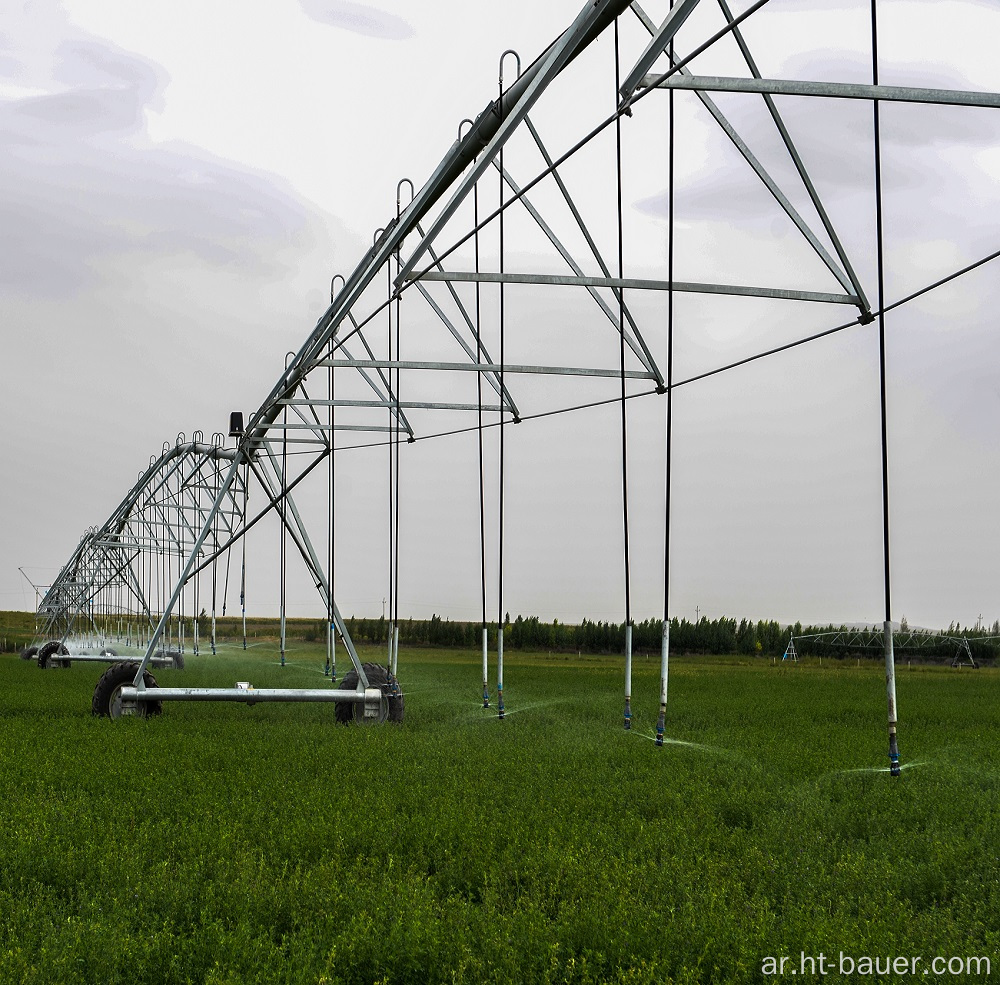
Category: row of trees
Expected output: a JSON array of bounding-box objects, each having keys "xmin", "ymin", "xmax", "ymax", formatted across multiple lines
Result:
[
  {"xmin": 7, "ymin": 607, "xmax": 995, "ymax": 663},
  {"xmin": 337, "ymin": 614, "xmax": 999, "ymax": 663}
]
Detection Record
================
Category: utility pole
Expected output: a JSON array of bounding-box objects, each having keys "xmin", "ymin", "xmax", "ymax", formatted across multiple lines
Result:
[{"xmin": 695, "ymin": 605, "xmax": 700, "ymax": 623}]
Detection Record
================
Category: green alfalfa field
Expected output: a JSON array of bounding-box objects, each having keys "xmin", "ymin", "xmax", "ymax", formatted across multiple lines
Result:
[{"xmin": 1, "ymin": 647, "xmax": 998, "ymax": 984}]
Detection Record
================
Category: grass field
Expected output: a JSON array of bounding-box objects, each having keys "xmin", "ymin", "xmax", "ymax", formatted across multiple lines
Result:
[{"xmin": 1, "ymin": 646, "xmax": 997, "ymax": 983}]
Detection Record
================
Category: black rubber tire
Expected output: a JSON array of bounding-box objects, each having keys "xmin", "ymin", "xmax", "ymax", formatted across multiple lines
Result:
[
  {"xmin": 173, "ymin": 651, "xmax": 185, "ymax": 670},
  {"xmin": 38, "ymin": 640, "xmax": 70, "ymax": 669},
  {"xmin": 20, "ymin": 646, "xmax": 38, "ymax": 661},
  {"xmin": 335, "ymin": 662, "xmax": 404, "ymax": 724},
  {"xmin": 91, "ymin": 661, "xmax": 162, "ymax": 719},
  {"xmin": 100, "ymin": 647, "xmax": 118, "ymax": 657}
]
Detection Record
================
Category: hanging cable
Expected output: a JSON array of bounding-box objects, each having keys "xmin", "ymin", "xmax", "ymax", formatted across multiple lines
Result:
[
  {"xmin": 280, "ymin": 376, "xmax": 289, "ymax": 667},
  {"xmin": 394, "ymin": 250, "xmax": 401, "ymax": 673},
  {"xmin": 871, "ymin": 0, "xmax": 899, "ymax": 778},
  {"xmin": 393, "ymin": 183, "xmax": 411, "ymax": 681},
  {"xmin": 386, "ymin": 237, "xmax": 395, "ymax": 670},
  {"xmin": 211, "ymin": 454, "xmax": 219, "ymax": 654},
  {"xmin": 189, "ymin": 447, "xmax": 200, "ymax": 657},
  {"xmin": 496, "ymin": 51, "xmax": 518, "ymax": 720},
  {"xmin": 176, "ymin": 456, "xmax": 185, "ymax": 655},
  {"xmin": 615, "ymin": 18, "xmax": 633, "ymax": 731},
  {"xmin": 157, "ymin": 501, "xmax": 164, "ymax": 652},
  {"xmin": 193, "ymin": 458, "xmax": 200, "ymax": 656},
  {"xmin": 399, "ymin": 0, "xmax": 771, "ymax": 295},
  {"xmin": 221, "ymin": 487, "xmax": 232, "ymax": 620},
  {"xmin": 334, "ymin": 322, "xmax": 337, "ymax": 681},
  {"xmin": 657, "ymin": 3, "xmax": 676, "ymax": 748},
  {"xmin": 475, "ymin": 151, "xmax": 490, "ymax": 709},
  {"xmin": 241, "ymin": 461, "xmax": 248, "ymax": 650}
]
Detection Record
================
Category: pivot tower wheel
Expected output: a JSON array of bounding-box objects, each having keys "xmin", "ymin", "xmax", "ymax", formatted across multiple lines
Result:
[
  {"xmin": 92, "ymin": 661, "xmax": 163, "ymax": 719},
  {"xmin": 335, "ymin": 663, "xmax": 404, "ymax": 724},
  {"xmin": 37, "ymin": 640, "xmax": 70, "ymax": 669}
]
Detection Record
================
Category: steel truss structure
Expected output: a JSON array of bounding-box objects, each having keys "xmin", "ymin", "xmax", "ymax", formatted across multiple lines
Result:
[
  {"xmin": 32, "ymin": 0, "xmax": 1000, "ymax": 760},
  {"xmin": 35, "ymin": 435, "xmax": 245, "ymax": 664},
  {"xmin": 794, "ymin": 629, "xmax": 987, "ymax": 669}
]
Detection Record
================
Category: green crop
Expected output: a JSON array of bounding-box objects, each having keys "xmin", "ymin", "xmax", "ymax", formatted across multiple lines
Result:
[{"xmin": 0, "ymin": 650, "xmax": 997, "ymax": 983}]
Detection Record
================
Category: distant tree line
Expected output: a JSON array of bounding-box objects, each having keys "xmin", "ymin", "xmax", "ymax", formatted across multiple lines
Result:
[
  {"xmin": 2, "ymin": 608, "xmax": 997, "ymax": 665},
  {"xmin": 338, "ymin": 613, "xmax": 998, "ymax": 664},
  {"xmin": 342, "ymin": 613, "xmax": 794, "ymax": 656}
]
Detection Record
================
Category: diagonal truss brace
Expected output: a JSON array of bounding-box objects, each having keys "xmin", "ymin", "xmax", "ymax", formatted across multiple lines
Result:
[{"xmin": 410, "ymin": 270, "xmax": 858, "ymax": 305}]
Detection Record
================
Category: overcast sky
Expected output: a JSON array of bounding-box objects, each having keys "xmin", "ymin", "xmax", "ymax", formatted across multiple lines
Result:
[{"xmin": 3, "ymin": 0, "xmax": 999, "ymax": 632}]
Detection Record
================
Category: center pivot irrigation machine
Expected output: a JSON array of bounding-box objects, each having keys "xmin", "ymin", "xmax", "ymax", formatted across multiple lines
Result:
[
  {"xmin": 787, "ymin": 627, "xmax": 991, "ymax": 669},
  {"xmin": 28, "ymin": 0, "xmax": 1000, "ymax": 773}
]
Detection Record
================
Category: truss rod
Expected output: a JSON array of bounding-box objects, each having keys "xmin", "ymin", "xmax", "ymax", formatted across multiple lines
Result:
[
  {"xmin": 188, "ymin": 447, "xmax": 332, "ymax": 579},
  {"xmin": 630, "ymin": 0, "xmax": 870, "ymax": 310},
  {"xmin": 640, "ymin": 74, "xmax": 1000, "ymax": 108},
  {"xmin": 279, "ymin": 399, "xmax": 506, "ymax": 413},
  {"xmin": 714, "ymin": 0, "xmax": 870, "ymax": 310},
  {"xmin": 92, "ymin": 540, "xmax": 192, "ymax": 554},
  {"xmin": 396, "ymin": 0, "xmax": 628, "ymax": 286},
  {"xmin": 320, "ymin": 358, "xmax": 656, "ymax": 380},
  {"xmin": 410, "ymin": 270, "xmax": 857, "ymax": 305},
  {"xmin": 340, "ymin": 332, "xmax": 415, "ymax": 437},
  {"xmin": 249, "ymin": 423, "xmax": 407, "ymax": 435},
  {"xmin": 411, "ymin": 221, "xmax": 519, "ymax": 414},
  {"xmin": 493, "ymin": 147, "xmax": 662, "ymax": 384},
  {"xmin": 619, "ymin": 0, "xmax": 702, "ymax": 100},
  {"xmin": 257, "ymin": 442, "xmax": 369, "ymax": 686},
  {"xmin": 649, "ymin": 66, "xmax": 859, "ymax": 298},
  {"xmin": 621, "ymin": 1, "xmax": 866, "ymax": 303},
  {"xmin": 406, "ymin": 275, "xmax": 519, "ymax": 417}
]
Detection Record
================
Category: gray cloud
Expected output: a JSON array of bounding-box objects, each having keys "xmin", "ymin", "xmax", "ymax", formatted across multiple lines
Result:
[
  {"xmin": 53, "ymin": 36, "xmax": 165, "ymax": 102},
  {"xmin": 298, "ymin": 0, "xmax": 414, "ymax": 40},
  {"xmin": 0, "ymin": 15, "xmax": 322, "ymax": 300},
  {"xmin": 1, "ymin": 144, "xmax": 318, "ymax": 297}
]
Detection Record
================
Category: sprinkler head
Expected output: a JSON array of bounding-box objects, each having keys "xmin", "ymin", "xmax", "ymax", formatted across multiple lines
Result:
[{"xmin": 889, "ymin": 733, "xmax": 901, "ymax": 777}]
